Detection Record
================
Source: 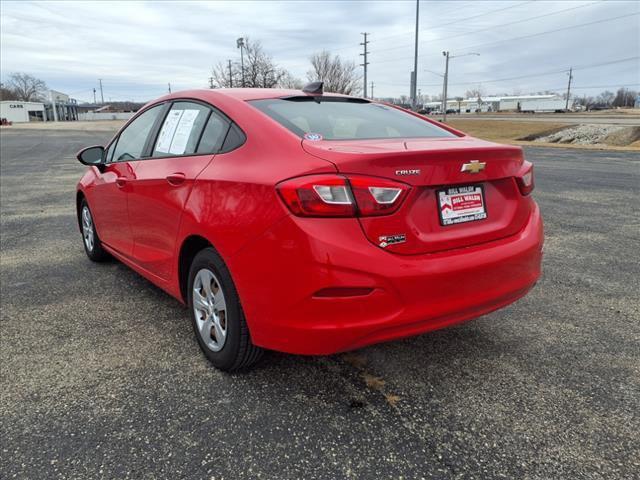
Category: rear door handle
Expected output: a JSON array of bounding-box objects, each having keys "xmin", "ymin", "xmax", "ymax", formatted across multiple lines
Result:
[
  {"xmin": 166, "ymin": 173, "xmax": 186, "ymax": 186},
  {"xmin": 115, "ymin": 177, "xmax": 127, "ymax": 188}
]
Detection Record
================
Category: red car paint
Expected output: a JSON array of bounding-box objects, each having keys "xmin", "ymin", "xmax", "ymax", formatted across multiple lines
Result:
[{"xmin": 77, "ymin": 88, "xmax": 543, "ymax": 355}]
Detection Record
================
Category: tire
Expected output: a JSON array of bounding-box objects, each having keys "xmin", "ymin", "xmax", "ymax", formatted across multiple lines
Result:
[
  {"xmin": 79, "ymin": 199, "xmax": 109, "ymax": 262},
  {"xmin": 187, "ymin": 247, "xmax": 263, "ymax": 371}
]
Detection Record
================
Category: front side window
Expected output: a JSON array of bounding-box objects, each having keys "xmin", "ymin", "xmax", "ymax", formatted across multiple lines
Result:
[
  {"xmin": 111, "ymin": 105, "xmax": 163, "ymax": 162},
  {"xmin": 152, "ymin": 102, "xmax": 210, "ymax": 157},
  {"xmin": 250, "ymin": 97, "xmax": 456, "ymax": 140}
]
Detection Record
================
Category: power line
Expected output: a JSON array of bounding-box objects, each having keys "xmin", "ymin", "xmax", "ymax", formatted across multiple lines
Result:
[
  {"xmin": 368, "ymin": 0, "xmax": 537, "ymax": 46},
  {"xmin": 457, "ymin": 11, "xmax": 639, "ymax": 53},
  {"xmin": 373, "ymin": 56, "xmax": 639, "ymax": 88},
  {"xmin": 282, "ymin": 0, "xmax": 535, "ymax": 57},
  {"xmin": 371, "ymin": 12, "xmax": 639, "ymax": 66},
  {"xmin": 372, "ymin": 0, "xmax": 602, "ymax": 56}
]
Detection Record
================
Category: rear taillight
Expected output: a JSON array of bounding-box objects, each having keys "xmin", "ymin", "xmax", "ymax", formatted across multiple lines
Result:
[
  {"xmin": 516, "ymin": 161, "xmax": 535, "ymax": 196},
  {"xmin": 277, "ymin": 174, "xmax": 410, "ymax": 217}
]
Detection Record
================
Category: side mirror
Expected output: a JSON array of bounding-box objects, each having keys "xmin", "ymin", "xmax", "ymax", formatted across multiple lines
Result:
[{"xmin": 77, "ymin": 145, "xmax": 105, "ymax": 166}]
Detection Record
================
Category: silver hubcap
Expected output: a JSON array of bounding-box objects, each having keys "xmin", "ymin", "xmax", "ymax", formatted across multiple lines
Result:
[
  {"xmin": 81, "ymin": 206, "xmax": 94, "ymax": 252},
  {"xmin": 192, "ymin": 269, "xmax": 228, "ymax": 352}
]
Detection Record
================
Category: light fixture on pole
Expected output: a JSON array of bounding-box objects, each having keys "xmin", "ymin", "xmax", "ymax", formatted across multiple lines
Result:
[
  {"xmin": 236, "ymin": 37, "xmax": 246, "ymax": 88},
  {"xmin": 441, "ymin": 51, "xmax": 480, "ymax": 122}
]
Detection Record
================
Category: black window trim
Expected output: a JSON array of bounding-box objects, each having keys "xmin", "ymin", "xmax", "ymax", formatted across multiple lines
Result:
[{"xmin": 103, "ymin": 97, "xmax": 246, "ymax": 164}]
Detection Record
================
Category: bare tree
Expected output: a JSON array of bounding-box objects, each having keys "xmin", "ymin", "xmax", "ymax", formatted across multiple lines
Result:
[
  {"xmin": 0, "ymin": 83, "xmax": 19, "ymax": 101},
  {"xmin": 596, "ymin": 90, "xmax": 615, "ymax": 106},
  {"xmin": 6, "ymin": 73, "xmax": 47, "ymax": 101},
  {"xmin": 307, "ymin": 51, "xmax": 361, "ymax": 95},
  {"xmin": 277, "ymin": 71, "xmax": 303, "ymax": 89},
  {"xmin": 211, "ymin": 38, "xmax": 287, "ymax": 89},
  {"xmin": 613, "ymin": 87, "xmax": 637, "ymax": 107}
]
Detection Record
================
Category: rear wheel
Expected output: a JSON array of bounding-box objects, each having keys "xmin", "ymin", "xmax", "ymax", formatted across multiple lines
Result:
[
  {"xmin": 80, "ymin": 199, "xmax": 109, "ymax": 262},
  {"xmin": 187, "ymin": 248, "xmax": 263, "ymax": 371}
]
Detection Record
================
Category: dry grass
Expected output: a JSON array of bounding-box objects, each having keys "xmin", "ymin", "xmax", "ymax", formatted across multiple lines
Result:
[
  {"xmin": 447, "ymin": 119, "xmax": 640, "ymax": 151},
  {"xmin": 448, "ymin": 119, "xmax": 569, "ymax": 143},
  {"xmin": 362, "ymin": 373, "xmax": 386, "ymax": 390}
]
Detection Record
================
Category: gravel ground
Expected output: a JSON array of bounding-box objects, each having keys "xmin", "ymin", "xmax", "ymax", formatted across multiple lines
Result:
[
  {"xmin": 1, "ymin": 129, "xmax": 639, "ymax": 479},
  {"xmin": 534, "ymin": 124, "xmax": 627, "ymax": 145}
]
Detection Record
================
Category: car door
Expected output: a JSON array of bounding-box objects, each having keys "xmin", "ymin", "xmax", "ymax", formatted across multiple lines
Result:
[
  {"xmin": 127, "ymin": 101, "xmax": 231, "ymax": 280},
  {"xmin": 88, "ymin": 104, "xmax": 164, "ymax": 257}
]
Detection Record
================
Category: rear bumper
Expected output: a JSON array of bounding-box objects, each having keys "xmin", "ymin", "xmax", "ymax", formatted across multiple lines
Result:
[{"xmin": 231, "ymin": 202, "xmax": 543, "ymax": 355}]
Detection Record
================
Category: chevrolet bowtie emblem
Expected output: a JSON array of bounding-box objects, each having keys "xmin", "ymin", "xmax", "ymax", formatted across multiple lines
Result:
[{"xmin": 461, "ymin": 160, "xmax": 486, "ymax": 174}]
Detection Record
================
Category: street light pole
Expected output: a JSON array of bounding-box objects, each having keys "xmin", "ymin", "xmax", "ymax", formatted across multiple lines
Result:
[
  {"xmin": 411, "ymin": 0, "xmax": 420, "ymax": 110},
  {"xmin": 237, "ymin": 37, "xmax": 246, "ymax": 87},
  {"xmin": 442, "ymin": 51, "xmax": 450, "ymax": 122},
  {"xmin": 441, "ymin": 51, "xmax": 480, "ymax": 122}
]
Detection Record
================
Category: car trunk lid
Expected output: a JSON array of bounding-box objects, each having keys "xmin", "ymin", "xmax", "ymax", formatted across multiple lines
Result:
[{"xmin": 302, "ymin": 136, "xmax": 530, "ymax": 254}]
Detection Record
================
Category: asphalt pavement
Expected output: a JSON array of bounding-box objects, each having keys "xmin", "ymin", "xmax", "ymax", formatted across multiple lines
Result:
[{"xmin": 1, "ymin": 129, "xmax": 639, "ymax": 479}]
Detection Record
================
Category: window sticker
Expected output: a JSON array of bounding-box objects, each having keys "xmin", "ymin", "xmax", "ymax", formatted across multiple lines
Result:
[
  {"xmin": 304, "ymin": 132, "xmax": 323, "ymax": 141},
  {"xmin": 155, "ymin": 109, "xmax": 183, "ymax": 153},
  {"xmin": 155, "ymin": 109, "xmax": 200, "ymax": 155},
  {"xmin": 169, "ymin": 109, "xmax": 200, "ymax": 155}
]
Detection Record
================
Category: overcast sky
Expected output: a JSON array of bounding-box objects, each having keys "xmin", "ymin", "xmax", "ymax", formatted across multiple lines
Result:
[{"xmin": 1, "ymin": 0, "xmax": 638, "ymax": 103}]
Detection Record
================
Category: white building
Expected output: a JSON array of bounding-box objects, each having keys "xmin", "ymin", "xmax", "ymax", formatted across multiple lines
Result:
[
  {"xmin": 0, "ymin": 101, "xmax": 46, "ymax": 123},
  {"xmin": 0, "ymin": 90, "xmax": 79, "ymax": 123},
  {"xmin": 422, "ymin": 94, "xmax": 568, "ymax": 113}
]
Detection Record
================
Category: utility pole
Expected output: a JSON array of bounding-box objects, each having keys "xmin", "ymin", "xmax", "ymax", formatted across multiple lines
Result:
[
  {"xmin": 565, "ymin": 67, "xmax": 573, "ymax": 111},
  {"xmin": 168, "ymin": 83, "xmax": 171, "ymax": 94},
  {"xmin": 237, "ymin": 37, "xmax": 246, "ymax": 87},
  {"xmin": 442, "ymin": 51, "xmax": 450, "ymax": 122},
  {"xmin": 209, "ymin": 77, "xmax": 214, "ymax": 89},
  {"xmin": 98, "ymin": 78, "xmax": 104, "ymax": 104},
  {"xmin": 370, "ymin": 81, "xmax": 374, "ymax": 100},
  {"xmin": 411, "ymin": 0, "xmax": 420, "ymax": 109},
  {"xmin": 441, "ymin": 51, "xmax": 480, "ymax": 122},
  {"xmin": 360, "ymin": 32, "xmax": 370, "ymax": 98},
  {"xmin": 228, "ymin": 59, "xmax": 233, "ymax": 87},
  {"xmin": 92, "ymin": 88, "xmax": 96, "ymax": 104}
]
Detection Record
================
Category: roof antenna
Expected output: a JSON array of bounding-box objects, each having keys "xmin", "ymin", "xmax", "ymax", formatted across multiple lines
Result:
[{"xmin": 302, "ymin": 81, "xmax": 323, "ymax": 95}]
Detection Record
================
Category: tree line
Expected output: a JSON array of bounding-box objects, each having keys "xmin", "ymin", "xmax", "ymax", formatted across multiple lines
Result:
[{"xmin": 211, "ymin": 38, "xmax": 361, "ymax": 95}]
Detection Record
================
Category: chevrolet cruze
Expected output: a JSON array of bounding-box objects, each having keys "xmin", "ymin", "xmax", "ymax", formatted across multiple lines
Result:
[{"xmin": 75, "ymin": 83, "xmax": 543, "ymax": 371}]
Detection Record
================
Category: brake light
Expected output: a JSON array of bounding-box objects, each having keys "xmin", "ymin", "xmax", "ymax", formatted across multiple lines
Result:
[
  {"xmin": 516, "ymin": 162, "xmax": 535, "ymax": 195},
  {"xmin": 277, "ymin": 174, "xmax": 410, "ymax": 217},
  {"xmin": 348, "ymin": 175, "xmax": 409, "ymax": 216}
]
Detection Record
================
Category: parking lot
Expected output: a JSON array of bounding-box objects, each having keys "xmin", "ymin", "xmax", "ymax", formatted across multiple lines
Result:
[{"xmin": 1, "ymin": 128, "xmax": 638, "ymax": 479}]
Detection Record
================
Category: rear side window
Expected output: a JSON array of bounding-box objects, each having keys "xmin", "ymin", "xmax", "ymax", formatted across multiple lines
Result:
[
  {"xmin": 250, "ymin": 97, "xmax": 456, "ymax": 140},
  {"xmin": 112, "ymin": 105, "xmax": 163, "ymax": 161},
  {"xmin": 196, "ymin": 111, "xmax": 229, "ymax": 154},
  {"xmin": 152, "ymin": 102, "xmax": 211, "ymax": 157}
]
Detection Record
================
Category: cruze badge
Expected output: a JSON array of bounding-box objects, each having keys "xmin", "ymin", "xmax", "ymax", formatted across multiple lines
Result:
[
  {"xmin": 461, "ymin": 160, "xmax": 486, "ymax": 174},
  {"xmin": 395, "ymin": 169, "xmax": 420, "ymax": 176}
]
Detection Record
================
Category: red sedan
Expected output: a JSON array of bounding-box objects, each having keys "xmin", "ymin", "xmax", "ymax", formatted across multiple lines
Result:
[{"xmin": 76, "ymin": 83, "xmax": 543, "ymax": 371}]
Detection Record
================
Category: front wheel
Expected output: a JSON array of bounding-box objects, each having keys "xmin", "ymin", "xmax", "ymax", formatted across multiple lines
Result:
[
  {"xmin": 188, "ymin": 248, "xmax": 263, "ymax": 371},
  {"xmin": 79, "ymin": 199, "xmax": 109, "ymax": 262}
]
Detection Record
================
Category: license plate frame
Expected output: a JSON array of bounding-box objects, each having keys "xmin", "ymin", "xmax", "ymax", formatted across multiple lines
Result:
[{"xmin": 437, "ymin": 184, "xmax": 488, "ymax": 226}]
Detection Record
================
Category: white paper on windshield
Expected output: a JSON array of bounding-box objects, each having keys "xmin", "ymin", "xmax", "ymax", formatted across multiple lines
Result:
[
  {"xmin": 168, "ymin": 109, "xmax": 200, "ymax": 155},
  {"xmin": 155, "ymin": 110, "xmax": 183, "ymax": 153}
]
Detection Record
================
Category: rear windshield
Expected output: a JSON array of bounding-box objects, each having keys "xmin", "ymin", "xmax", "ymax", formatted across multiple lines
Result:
[{"xmin": 250, "ymin": 97, "xmax": 456, "ymax": 141}]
